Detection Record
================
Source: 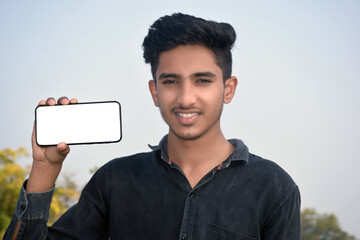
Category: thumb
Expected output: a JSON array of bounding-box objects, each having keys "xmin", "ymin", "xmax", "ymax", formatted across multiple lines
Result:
[{"xmin": 56, "ymin": 142, "xmax": 70, "ymax": 157}]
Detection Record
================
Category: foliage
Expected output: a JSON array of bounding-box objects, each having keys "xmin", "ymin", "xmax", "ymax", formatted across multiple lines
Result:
[
  {"xmin": 0, "ymin": 147, "xmax": 79, "ymax": 237},
  {"xmin": 301, "ymin": 208, "xmax": 356, "ymax": 240},
  {"xmin": 89, "ymin": 166, "xmax": 99, "ymax": 174},
  {"xmin": 0, "ymin": 147, "xmax": 29, "ymax": 237}
]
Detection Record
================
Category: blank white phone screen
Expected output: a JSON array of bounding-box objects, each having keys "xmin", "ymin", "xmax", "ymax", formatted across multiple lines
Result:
[{"xmin": 35, "ymin": 101, "xmax": 122, "ymax": 146}]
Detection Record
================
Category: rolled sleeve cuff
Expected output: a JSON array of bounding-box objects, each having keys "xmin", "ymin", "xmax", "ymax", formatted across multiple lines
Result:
[{"xmin": 14, "ymin": 179, "xmax": 55, "ymax": 222}]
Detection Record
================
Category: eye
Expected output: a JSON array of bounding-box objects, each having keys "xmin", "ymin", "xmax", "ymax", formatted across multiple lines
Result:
[
  {"xmin": 162, "ymin": 79, "xmax": 177, "ymax": 85},
  {"xmin": 196, "ymin": 78, "xmax": 212, "ymax": 83}
]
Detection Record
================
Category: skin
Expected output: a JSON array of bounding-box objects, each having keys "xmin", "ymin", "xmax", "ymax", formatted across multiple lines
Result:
[{"xmin": 149, "ymin": 45, "xmax": 238, "ymax": 188}]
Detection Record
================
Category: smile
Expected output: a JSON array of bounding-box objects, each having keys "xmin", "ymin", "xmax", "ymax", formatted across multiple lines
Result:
[{"xmin": 176, "ymin": 113, "xmax": 200, "ymax": 118}]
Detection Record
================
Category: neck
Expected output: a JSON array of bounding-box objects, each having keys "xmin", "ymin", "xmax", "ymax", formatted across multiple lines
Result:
[
  {"xmin": 167, "ymin": 130, "xmax": 227, "ymax": 162},
  {"xmin": 167, "ymin": 127, "xmax": 235, "ymax": 188}
]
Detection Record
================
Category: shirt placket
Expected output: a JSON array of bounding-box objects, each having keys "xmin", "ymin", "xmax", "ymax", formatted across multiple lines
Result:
[
  {"xmin": 172, "ymin": 165, "xmax": 219, "ymax": 240},
  {"xmin": 156, "ymin": 138, "xmax": 238, "ymax": 240},
  {"xmin": 178, "ymin": 190, "xmax": 197, "ymax": 240}
]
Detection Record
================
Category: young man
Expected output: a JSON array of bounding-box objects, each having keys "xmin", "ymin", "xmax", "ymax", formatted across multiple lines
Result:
[{"xmin": 4, "ymin": 13, "xmax": 301, "ymax": 239}]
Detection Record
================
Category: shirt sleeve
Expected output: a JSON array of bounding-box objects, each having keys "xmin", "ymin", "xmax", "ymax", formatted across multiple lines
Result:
[
  {"xmin": 4, "ymin": 162, "xmax": 110, "ymax": 240},
  {"xmin": 3, "ymin": 180, "xmax": 54, "ymax": 240},
  {"xmin": 261, "ymin": 185, "xmax": 302, "ymax": 240}
]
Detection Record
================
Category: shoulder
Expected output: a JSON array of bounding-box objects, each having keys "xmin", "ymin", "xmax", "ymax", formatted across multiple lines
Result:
[
  {"xmin": 85, "ymin": 150, "xmax": 163, "ymax": 193},
  {"xmin": 245, "ymin": 153, "xmax": 299, "ymax": 200},
  {"xmin": 94, "ymin": 150, "xmax": 167, "ymax": 183},
  {"xmin": 228, "ymin": 138, "xmax": 297, "ymax": 195},
  {"xmin": 249, "ymin": 153, "xmax": 295, "ymax": 182},
  {"xmin": 244, "ymin": 153, "xmax": 300, "ymax": 221},
  {"xmin": 102, "ymin": 150, "xmax": 161, "ymax": 172}
]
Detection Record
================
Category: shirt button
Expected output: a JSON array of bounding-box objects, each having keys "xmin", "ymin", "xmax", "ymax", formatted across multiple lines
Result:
[
  {"xmin": 181, "ymin": 235, "xmax": 187, "ymax": 240},
  {"xmin": 189, "ymin": 192, "xmax": 194, "ymax": 198}
]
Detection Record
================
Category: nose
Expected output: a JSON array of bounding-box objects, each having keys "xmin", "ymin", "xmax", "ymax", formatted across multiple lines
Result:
[{"xmin": 177, "ymin": 81, "xmax": 197, "ymax": 107}]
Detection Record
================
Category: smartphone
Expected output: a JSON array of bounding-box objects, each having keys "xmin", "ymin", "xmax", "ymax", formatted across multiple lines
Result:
[{"xmin": 35, "ymin": 101, "xmax": 122, "ymax": 146}]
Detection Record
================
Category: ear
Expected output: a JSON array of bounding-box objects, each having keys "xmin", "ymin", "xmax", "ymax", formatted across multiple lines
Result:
[
  {"xmin": 148, "ymin": 80, "xmax": 159, "ymax": 107},
  {"xmin": 223, "ymin": 76, "xmax": 238, "ymax": 104}
]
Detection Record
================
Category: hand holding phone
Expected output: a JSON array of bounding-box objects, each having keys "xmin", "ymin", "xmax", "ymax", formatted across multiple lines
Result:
[{"xmin": 28, "ymin": 97, "xmax": 78, "ymax": 194}]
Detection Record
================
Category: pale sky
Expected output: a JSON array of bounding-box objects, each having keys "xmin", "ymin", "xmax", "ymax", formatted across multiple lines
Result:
[{"xmin": 1, "ymin": 0, "xmax": 359, "ymax": 237}]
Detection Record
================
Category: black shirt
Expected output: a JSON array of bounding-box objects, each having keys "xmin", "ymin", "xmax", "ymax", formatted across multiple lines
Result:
[{"xmin": 4, "ymin": 135, "xmax": 301, "ymax": 239}]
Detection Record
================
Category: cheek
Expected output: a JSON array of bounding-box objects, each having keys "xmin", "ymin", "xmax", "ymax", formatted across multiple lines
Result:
[
  {"xmin": 201, "ymin": 88, "xmax": 224, "ymax": 105},
  {"xmin": 157, "ymin": 91, "xmax": 175, "ymax": 108},
  {"xmin": 159, "ymin": 86, "xmax": 179, "ymax": 99}
]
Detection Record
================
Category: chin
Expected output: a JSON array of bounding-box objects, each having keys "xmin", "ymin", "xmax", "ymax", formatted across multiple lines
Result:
[{"xmin": 170, "ymin": 128, "xmax": 205, "ymax": 141}]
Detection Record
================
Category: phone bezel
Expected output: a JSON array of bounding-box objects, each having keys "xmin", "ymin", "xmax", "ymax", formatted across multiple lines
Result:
[{"xmin": 35, "ymin": 101, "xmax": 122, "ymax": 146}]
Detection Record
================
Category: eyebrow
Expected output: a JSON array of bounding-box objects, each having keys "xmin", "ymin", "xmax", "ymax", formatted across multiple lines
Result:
[
  {"xmin": 158, "ymin": 72, "xmax": 216, "ymax": 80},
  {"xmin": 158, "ymin": 73, "xmax": 179, "ymax": 79},
  {"xmin": 192, "ymin": 72, "xmax": 216, "ymax": 78}
]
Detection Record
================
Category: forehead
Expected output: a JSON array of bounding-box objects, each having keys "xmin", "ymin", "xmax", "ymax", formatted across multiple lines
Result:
[{"xmin": 156, "ymin": 45, "xmax": 222, "ymax": 79}]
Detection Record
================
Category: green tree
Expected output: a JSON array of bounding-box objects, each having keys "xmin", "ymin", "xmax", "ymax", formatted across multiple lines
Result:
[
  {"xmin": 0, "ymin": 147, "xmax": 29, "ymax": 237},
  {"xmin": 0, "ymin": 147, "xmax": 80, "ymax": 237},
  {"xmin": 302, "ymin": 208, "xmax": 356, "ymax": 240}
]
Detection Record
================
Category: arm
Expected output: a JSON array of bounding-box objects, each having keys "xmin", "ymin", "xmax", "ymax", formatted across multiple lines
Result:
[
  {"xmin": 4, "ymin": 150, "xmax": 110, "ymax": 240},
  {"xmin": 261, "ymin": 185, "xmax": 301, "ymax": 240},
  {"xmin": 3, "ymin": 97, "xmax": 77, "ymax": 240},
  {"xmin": 3, "ymin": 181, "xmax": 55, "ymax": 240}
]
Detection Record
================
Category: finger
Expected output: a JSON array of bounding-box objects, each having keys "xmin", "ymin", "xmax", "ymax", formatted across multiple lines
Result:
[
  {"xmin": 31, "ymin": 122, "xmax": 44, "ymax": 159},
  {"xmin": 46, "ymin": 97, "xmax": 56, "ymax": 106},
  {"xmin": 38, "ymin": 100, "xmax": 47, "ymax": 106},
  {"xmin": 31, "ymin": 122, "xmax": 37, "ymax": 148},
  {"xmin": 69, "ymin": 98, "xmax": 78, "ymax": 104},
  {"xmin": 56, "ymin": 142, "xmax": 70, "ymax": 156},
  {"xmin": 57, "ymin": 96, "xmax": 70, "ymax": 105},
  {"xmin": 32, "ymin": 122, "xmax": 44, "ymax": 147}
]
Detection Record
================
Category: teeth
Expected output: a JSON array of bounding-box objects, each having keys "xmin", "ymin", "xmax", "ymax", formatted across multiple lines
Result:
[{"xmin": 177, "ymin": 113, "xmax": 198, "ymax": 118}]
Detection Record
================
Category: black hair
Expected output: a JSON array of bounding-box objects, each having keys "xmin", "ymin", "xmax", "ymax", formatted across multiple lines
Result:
[{"xmin": 142, "ymin": 13, "xmax": 236, "ymax": 81}]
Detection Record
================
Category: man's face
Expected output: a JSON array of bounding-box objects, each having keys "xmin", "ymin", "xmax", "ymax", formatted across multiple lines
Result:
[{"xmin": 149, "ymin": 45, "xmax": 236, "ymax": 141}]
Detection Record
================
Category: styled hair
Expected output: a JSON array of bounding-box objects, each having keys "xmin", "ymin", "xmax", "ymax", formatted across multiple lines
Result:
[{"xmin": 142, "ymin": 13, "xmax": 236, "ymax": 81}]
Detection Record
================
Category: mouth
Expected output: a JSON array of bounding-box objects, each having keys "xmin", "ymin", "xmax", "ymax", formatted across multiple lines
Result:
[
  {"xmin": 176, "ymin": 112, "xmax": 200, "ymax": 118},
  {"xmin": 174, "ymin": 110, "xmax": 201, "ymax": 125}
]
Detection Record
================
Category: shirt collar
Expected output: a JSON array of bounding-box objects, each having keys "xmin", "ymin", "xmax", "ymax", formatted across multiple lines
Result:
[
  {"xmin": 148, "ymin": 135, "xmax": 170, "ymax": 163},
  {"xmin": 148, "ymin": 135, "xmax": 249, "ymax": 167}
]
